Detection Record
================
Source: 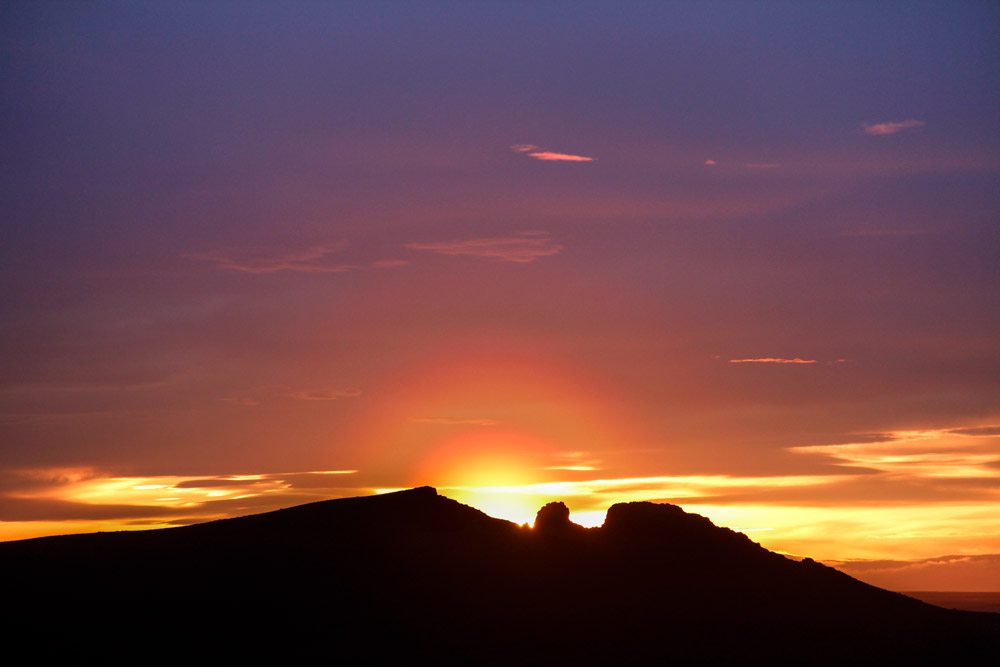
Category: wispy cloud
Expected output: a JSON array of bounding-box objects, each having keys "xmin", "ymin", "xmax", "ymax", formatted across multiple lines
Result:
[
  {"xmin": 1, "ymin": 467, "xmax": 360, "ymax": 537},
  {"xmin": 838, "ymin": 228, "xmax": 932, "ymax": 238},
  {"xmin": 543, "ymin": 451, "xmax": 601, "ymax": 472},
  {"xmin": 729, "ymin": 358, "xmax": 817, "ymax": 365},
  {"xmin": 862, "ymin": 119, "xmax": 925, "ymax": 136},
  {"xmin": 789, "ymin": 429, "xmax": 1000, "ymax": 479},
  {"xmin": 704, "ymin": 159, "xmax": 717, "ymax": 166},
  {"xmin": 527, "ymin": 151, "xmax": 595, "ymax": 162},
  {"xmin": 405, "ymin": 231, "xmax": 563, "ymax": 263},
  {"xmin": 186, "ymin": 243, "xmax": 353, "ymax": 274},
  {"xmin": 292, "ymin": 388, "xmax": 362, "ymax": 401},
  {"xmin": 826, "ymin": 554, "xmax": 1000, "ymax": 593},
  {"xmin": 371, "ymin": 258, "xmax": 410, "ymax": 269},
  {"xmin": 218, "ymin": 397, "xmax": 261, "ymax": 407},
  {"xmin": 745, "ymin": 162, "xmax": 780, "ymax": 170},
  {"xmin": 511, "ymin": 143, "xmax": 595, "ymax": 162},
  {"xmin": 219, "ymin": 387, "xmax": 362, "ymax": 406},
  {"xmin": 411, "ymin": 417, "xmax": 500, "ymax": 427},
  {"xmin": 949, "ymin": 425, "xmax": 1000, "ymax": 437}
]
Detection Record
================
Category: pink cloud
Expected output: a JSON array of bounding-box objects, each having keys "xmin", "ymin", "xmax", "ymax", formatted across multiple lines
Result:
[
  {"xmin": 511, "ymin": 144, "xmax": 594, "ymax": 162},
  {"xmin": 729, "ymin": 358, "xmax": 817, "ymax": 365},
  {"xmin": 704, "ymin": 159, "xmax": 717, "ymax": 166},
  {"xmin": 862, "ymin": 119, "xmax": 925, "ymax": 136},
  {"xmin": 526, "ymin": 151, "xmax": 594, "ymax": 162},
  {"xmin": 371, "ymin": 258, "xmax": 410, "ymax": 269},
  {"xmin": 405, "ymin": 232, "xmax": 563, "ymax": 263}
]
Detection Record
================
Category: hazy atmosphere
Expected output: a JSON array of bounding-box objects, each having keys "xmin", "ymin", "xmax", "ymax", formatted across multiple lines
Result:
[{"xmin": 2, "ymin": 2, "xmax": 998, "ymax": 590}]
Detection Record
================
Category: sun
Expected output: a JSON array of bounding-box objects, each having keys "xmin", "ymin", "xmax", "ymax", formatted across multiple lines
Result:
[{"xmin": 414, "ymin": 430, "xmax": 547, "ymax": 488}]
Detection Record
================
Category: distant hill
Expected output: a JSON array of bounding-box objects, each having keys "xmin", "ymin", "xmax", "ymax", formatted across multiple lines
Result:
[{"xmin": 2, "ymin": 487, "xmax": 997, "ymax": 663}]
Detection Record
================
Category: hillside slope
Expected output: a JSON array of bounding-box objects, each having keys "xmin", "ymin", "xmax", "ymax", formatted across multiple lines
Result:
[{"xmin": 2, "ymin": 487, "xmax": 996, "ymax": 663}]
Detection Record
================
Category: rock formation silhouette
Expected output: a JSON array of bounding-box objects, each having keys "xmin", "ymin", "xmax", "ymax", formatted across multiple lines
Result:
[
  {"xmin": 533, "ymin": 501, "xmax": 580, "ymax": 536},
  {"xmin": 1, "ymin": 487, "xmax": 997, "ymax": 663}
]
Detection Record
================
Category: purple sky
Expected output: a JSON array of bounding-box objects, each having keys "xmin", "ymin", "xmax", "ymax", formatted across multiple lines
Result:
[{"xmin": 1, "ymin": 2, "xmax": 998, "ymax": 574}]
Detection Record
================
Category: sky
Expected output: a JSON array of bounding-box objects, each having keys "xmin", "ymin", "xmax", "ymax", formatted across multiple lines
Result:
[{"xmin": 1, "ymin": 1, "xmax": 999, "ymax": 589}]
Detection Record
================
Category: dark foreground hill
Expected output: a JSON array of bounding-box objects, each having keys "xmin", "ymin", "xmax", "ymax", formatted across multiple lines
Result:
[{"xmin": 2, "ymin": 487, "xmax": 997, "ymax": 664}]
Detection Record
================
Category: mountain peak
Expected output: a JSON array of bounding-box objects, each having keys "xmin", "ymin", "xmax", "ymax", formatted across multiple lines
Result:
[
  {"xmin": 603, "ymin": 500, "xmax": 691, "ymax": 530},
  {"xmin": 602, "ymin": 500, "xmax": 762, "ymax": 554}
]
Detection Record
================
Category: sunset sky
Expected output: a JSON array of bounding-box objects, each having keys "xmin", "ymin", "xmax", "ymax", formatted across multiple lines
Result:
[{"xmin": 2, "ymin": 2, "xmax": 998, "ymax": 590}]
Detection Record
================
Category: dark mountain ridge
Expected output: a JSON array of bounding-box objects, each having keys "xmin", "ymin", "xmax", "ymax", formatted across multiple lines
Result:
[{"xmin": 3, "ymin": 487, "xmax": 997, "ymax": 663}]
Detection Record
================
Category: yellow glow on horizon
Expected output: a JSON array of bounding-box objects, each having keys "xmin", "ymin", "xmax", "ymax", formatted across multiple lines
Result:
[
  {"xmin": 0, "ymin": 519, "xmax": 181, "ymax": 542},
  {"xmin": 7, "ymin": 469, "xmax": 359, "ymax": 510},
  {"xmin": 412, "ymin": 473, "xmax": 839, "ymax": 529},
  {"xmin": 789, "ymin": 429, "xmax": 1000, "ymax": 479},
  {"xmin": 4, "ymin": 425, "xmax": 999, "ymax": 573},
  {"xmin": 434, "ymin": 484, "xmax": 1000, "ymax": 560}
]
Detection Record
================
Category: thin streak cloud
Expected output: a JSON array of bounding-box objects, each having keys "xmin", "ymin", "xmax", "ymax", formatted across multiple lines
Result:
[
  {"xmin": 411, "ymin": 417, "xmax": 500, "ymax": 427},
  {"xmin": 729, "ymin": 358, "xmax": 817, "ymax": 365},
  {"xmin": 292, "ymin": 389, "xmax": 362, "ymax": 401},
  {"xmin": 510, "ymin": 144, "xmax": 594, "ymax": 162},
  {"xmin": 405, "ymin": 232, "xmax": 563, "ymax": 263},
  {"xmin": 862, "ymin": 119, "xmax": 925, "ymax": 136},
  {"xmin": 186, "ymin": 244, "xmax": 353, "ymax": 274},
  {"xmin": 371, "ymin": 259, "xmax": 410, "ymax": 269},
  {"xmin": 527, "ymin": 151, "xmax": 595, "ymax": 162}
]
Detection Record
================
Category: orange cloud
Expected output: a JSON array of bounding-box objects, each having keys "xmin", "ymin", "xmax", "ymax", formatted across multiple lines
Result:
[
  {"xmin": 405, "ymin": 232, "xmax": 563, "ymax": 263},
  {"xmin": 862, "ymin": 119, "xmax": 925, "ymax": 136},
  {"xmin": 729, "ymin": 357, "xmax": 817, "ymax": 364}
]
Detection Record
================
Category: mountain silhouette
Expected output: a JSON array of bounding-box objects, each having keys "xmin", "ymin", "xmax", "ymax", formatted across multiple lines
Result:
[{"xmin": 2, "ymin": 487, "xmax": 997, "ymax": 663}]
